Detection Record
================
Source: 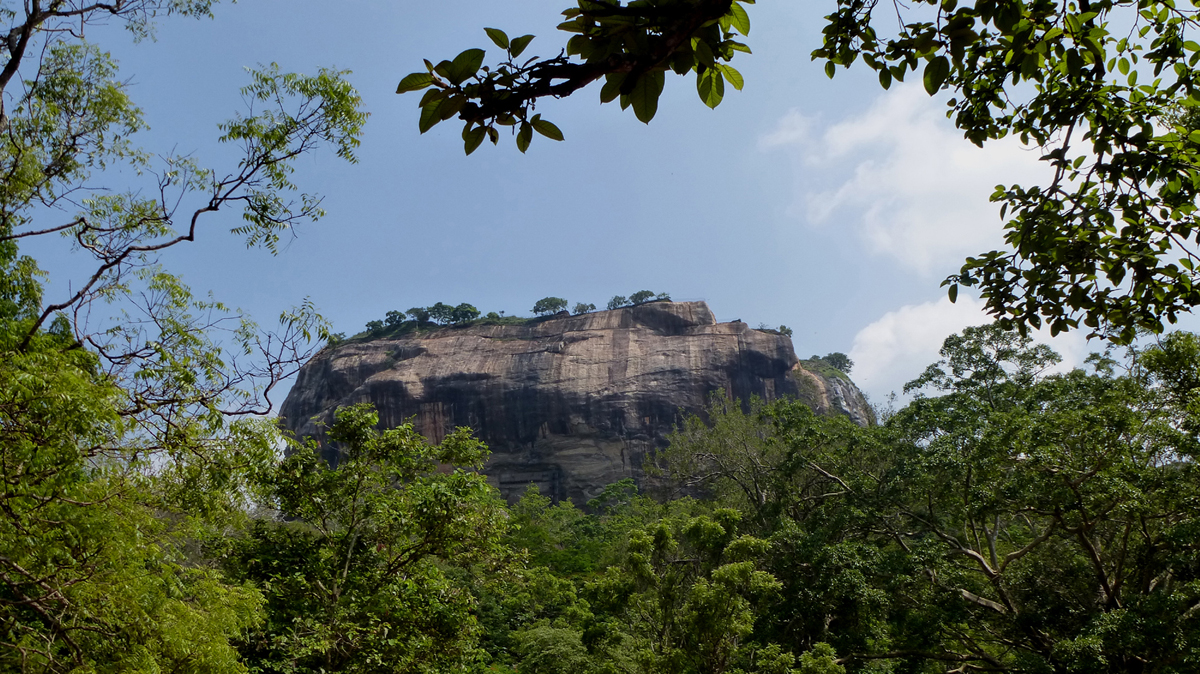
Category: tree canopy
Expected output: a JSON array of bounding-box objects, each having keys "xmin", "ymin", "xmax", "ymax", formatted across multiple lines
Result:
[
  {"xmin": 0, "ymin": 1, "xmax": 366, "ymax": 669},
  {"xmin": 399, "ymin": 0, "xmax": 1200, "ymax": 343}
]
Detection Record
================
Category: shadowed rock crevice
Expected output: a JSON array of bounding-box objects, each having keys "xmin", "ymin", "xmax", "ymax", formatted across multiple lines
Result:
[{"xmin": 281, "ymin": 301, "xmax": 871, "ymax": 503}]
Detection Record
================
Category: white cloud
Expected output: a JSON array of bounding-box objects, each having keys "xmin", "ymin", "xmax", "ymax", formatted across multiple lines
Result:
[
  {"xmin": 761, "ymin": 85, "xmax": 1051, "ymax": 276},
  {"xmin": 849, "ymin": 295, "xmax": 1091, "ymax": 401}
]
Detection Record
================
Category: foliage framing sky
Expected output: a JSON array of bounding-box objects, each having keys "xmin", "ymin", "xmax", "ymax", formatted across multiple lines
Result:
[{"xmin": 36, "ymin": 0, "xmax": 1159, "ymax": 401}]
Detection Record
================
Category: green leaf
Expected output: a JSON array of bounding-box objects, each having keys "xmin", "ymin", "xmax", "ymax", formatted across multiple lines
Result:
[
  {"xmin": 510, "ymin": 35, "xmax": 535, "ymax": 59},
  {"xmin": 484, "ymin": 27, "xmax": 509, "ymax": 50},
  {"xmin": 600, "ymin": 73, "xmax": 625, "ymax": 103},
  {"xmin": 728, "ymin": 3, "xmax": 751, "ymax": 35},
  {"xmin": 923, "ymin": 55, "xmax": 950, "ymax": 95},
  {"xmin": 530, "ymin": 117, "xmax": 564, "ymax": 141},
  {"xmin": 630, "ymin": 71, "xmax": 665, "ymax": 123},
  {"xmin": 396, "ymin": 72, "xmax": 433, "ymax": 94},
  {"xmin": 878, "ymin": 67, "xmax": 893, "ymax": 89},
  {"xmin": 418, "ymin": 102, "xmax": 443, "ymax": 134},
  {"xmin": 516, "ymin": 122, "xmax": 533, "ymax": 153},
  {"xmin": 438, "ymin": 95, "xmax": 465, "ymax": 121},
  {"xmin": 447, "ymin": 48, "xmax": 486, "ymax": 85},
  {"xmin": 697, "ymin": 69, "xmax": 725, "ymax": 108},
  {"xmin": 462, "ymin": 125, "xmax": 486, "ymax": 155},
  {"xmin": 948, "ymin": 284, "xmax": 959, "ymax": 303},
  {"xmin": 718, "ymin": 64, "xmax": 744, "ymax": 90},
  {"xmin": 825, "ymin": 61, "xmax": 836, "ymax": 79},
  {"xmin": 692, "ymin": 37, "xmax": 715, "ymax": 67}
]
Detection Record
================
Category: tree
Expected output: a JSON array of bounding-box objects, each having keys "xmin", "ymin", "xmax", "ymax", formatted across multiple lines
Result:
[
  {"xmin": 428, "ymin": 301, "xmax": 456, "ymax": 324},
  {"xmin": 629, "ymin": 290, "xmax": 655, "ymax": 305},
  {"xmin": 583, "ymin": 507, "xmax": 796, "ymax": 674},
  {"xmin": 400, "ymin": 0, "xmax": 1200, "ymax": 342},
  {"xmin": 652, "ymin": 327, "xmax": 1200, "ymax": 670},
  {"xmin": 407, "ymin": 306, "xmax": 432, "ymax": 323},
  {"xmin": 452, "ymin": 302, "xmax": 482, "ymax": 323},
  {"xmin": 607, "ymin": 295, "xmax": 629, "ymax": 311},
  {"xmin": 365, "ymin": 319, "xmax": 385, "ymax": 334},
  {"xmin": 533, "ymin": 296, "xmax": 569, "ymax": 315},
  {"xmin": 821, "ymin": 352, "xmax": 852, "ymax": 374},
  {"xmin": 573, "ymin": 302, "xmax": 596, "ymax": 315},
  {"xmin": 385, "ymin": 309, "xmax": 407, "ymax": 328},
  {"xmin": 777, "ymin": 325, "xmax": 793, "ymax": 338},
  {"xmin": 0, "ymin": 1, "xmax": 366, "ymax": 669},
  {"xmin": 225, "ymin": 404, "xmax": 511, "ymax": 673},
  {"xmin": 856, "ymin": 325, "xmax": 1200, "ymax": 671}
]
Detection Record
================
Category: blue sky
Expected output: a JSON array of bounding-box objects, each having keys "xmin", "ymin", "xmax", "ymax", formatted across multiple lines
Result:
[{"xmin": 33, "ymin": 1, "xmax": 1140, "ymax": 401}]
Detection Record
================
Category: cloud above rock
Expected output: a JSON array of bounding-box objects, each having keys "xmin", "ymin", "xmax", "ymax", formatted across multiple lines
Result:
[
  {"xmin": 760, "ymin": 84, "xmax": 1052, "ymax": 277},
  {"xmin": 848, "ymin": 295, "xmax": 1091, "ymax": 402}
]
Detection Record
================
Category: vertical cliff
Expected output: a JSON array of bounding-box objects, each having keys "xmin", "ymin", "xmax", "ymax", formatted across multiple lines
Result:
[{"xmin": 280, "ymin": 301, "xmax": 871, "ymax": 503}]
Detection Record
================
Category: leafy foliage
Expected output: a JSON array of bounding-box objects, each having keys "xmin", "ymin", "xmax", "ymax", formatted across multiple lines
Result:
[
  {"xmin": 811, "ymin": 0, "xmax": 1200, "ymax": 342},
  {"xmin": 0, "ymin": 1, "xmax": 366, "ymax": 669},
  {"xmin": 225, "ymin": 404, "xmax": 510, "ymax": 673},
  {"xmin": 397, "ymin": 1, "xmax": 753, "ymax": 153}
]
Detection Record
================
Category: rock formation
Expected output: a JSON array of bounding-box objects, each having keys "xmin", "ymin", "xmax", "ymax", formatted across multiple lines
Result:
[{"xmin": 280, "ymin": 301, "xmax": 871, "ymax": 503}]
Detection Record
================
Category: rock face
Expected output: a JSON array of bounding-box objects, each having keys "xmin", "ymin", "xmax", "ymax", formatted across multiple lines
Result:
[{"xmin": 280, "ymin": 301, "xmax": 871, "ymax": 503}]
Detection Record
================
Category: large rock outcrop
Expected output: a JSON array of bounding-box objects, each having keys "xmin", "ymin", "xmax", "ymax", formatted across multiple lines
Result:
[{"xmin": 280, "ymin": 301, "xmax": 871, "ymax": 503}]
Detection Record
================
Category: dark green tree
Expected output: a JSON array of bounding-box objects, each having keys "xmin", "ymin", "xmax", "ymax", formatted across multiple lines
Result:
[
  {"xmin": 607, "ymin": 295, "xmax": 629, "ymax": 311},
  {"xmin": 629, "ymin": 290, "xmax": 656, "ymax": 305},
  {"xmin": 407, "ymin": 306, "xmax": 432, "ymax": 323},
  {"xmin": 428, "ymin": 301, "xmax": 456, "ymax": 324},
  {"xmin": 384, "ymin": 309, "xmax": 407, "ymax": 328},
  {"xmin": 573, "ymin": 302, "xmax": 596, "ymax": 315},
  {"xmin": 533, "ymin": 296, "xmax": 569, "ymax": 315},
  {"xmin": 821, "ymin": 352, "xmax": 852, "ymax": 374},
  {"xmin": 452, "ymin": 302, "xmax": 482, "ymax": 323}
]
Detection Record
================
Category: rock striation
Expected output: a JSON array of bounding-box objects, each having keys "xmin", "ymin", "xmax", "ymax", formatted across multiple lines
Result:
[{"xmin": 280, "ymin": 301, "xmax": 871, "ymax": 503}]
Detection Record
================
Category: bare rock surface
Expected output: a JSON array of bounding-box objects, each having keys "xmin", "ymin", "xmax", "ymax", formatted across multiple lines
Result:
[{"xmin": 280, "ymin": 301, "xmax": 871, "ymax": 503}]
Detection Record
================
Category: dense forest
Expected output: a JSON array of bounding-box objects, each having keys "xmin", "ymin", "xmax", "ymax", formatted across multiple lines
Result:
[
  {"xmin": 11, "ymin": 316, "xmax": 1200, "ymax": 672},
  {"xmin": 6, "ymin": 0, "xmax": 1200, "ymax": 671}
]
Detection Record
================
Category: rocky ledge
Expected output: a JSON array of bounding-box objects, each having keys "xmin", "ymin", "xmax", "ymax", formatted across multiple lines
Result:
[{"xmin": 280, "ymin": 301, "xmax": 871, "ymax": 503}]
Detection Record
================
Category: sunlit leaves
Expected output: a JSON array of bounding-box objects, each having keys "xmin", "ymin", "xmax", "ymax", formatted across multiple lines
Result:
[{"xmin": 697, "ymin": 67, "xmax": 725, "ymax": 108}]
